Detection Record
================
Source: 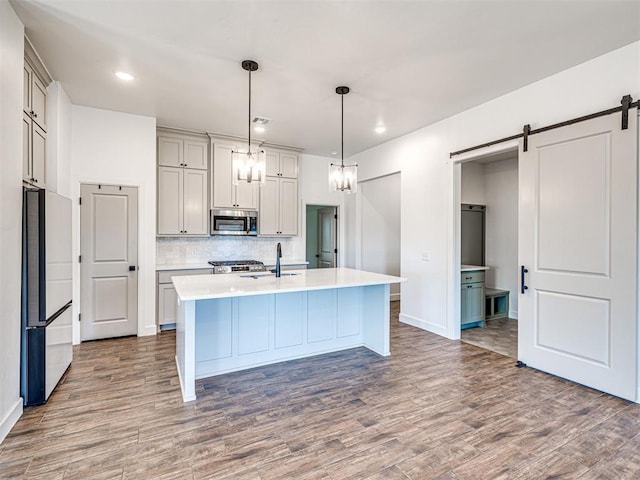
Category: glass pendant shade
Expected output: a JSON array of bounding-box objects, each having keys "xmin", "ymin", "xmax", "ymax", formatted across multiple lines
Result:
[
  {"xmin": 329, "ymin": 162, "xmax": 358, "ymax": 193},
  {"xmin": 232, "ymin": 148, "xmax": 266, "ymax": 185}
]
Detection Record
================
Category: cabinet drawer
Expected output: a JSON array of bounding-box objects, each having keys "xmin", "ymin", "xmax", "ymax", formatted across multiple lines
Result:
[
  {"xmin": 461, "ymin": 271, "xmax": 485, "ymax": 284},
  {"xmin": 157, "ymin": 269, "xmax": 212, "ymax": 284}
]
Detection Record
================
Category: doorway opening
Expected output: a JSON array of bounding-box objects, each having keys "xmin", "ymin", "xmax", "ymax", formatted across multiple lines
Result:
[
  {"xmin": 306, "ymin": 205, "xmax": 338, "ymax": 269},
  {"xmin": 458, "ymin": 149, "xmax": 518, "ymax": 358}
]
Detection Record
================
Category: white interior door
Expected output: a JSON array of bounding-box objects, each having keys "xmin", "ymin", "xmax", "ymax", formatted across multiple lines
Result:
[
  {"xmin": 317, "ymin": 207, "xmax": 337, "ymax": 268},
  {"xmin": 80, "ymin": 184, "xmax": 138, "ymax": 340},
  {"xmin": 518, "ymin": 111, "xmax": 637, "ymax": 401}
]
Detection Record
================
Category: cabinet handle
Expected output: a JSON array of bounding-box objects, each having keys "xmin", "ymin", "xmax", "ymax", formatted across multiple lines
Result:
[{"xmin": 33, "ymin": 178, "xmax": 38, "ymax": 183}]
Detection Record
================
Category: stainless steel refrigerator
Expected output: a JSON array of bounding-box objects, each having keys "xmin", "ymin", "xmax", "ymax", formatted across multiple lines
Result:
[{"xmin": 21, "ymin": 187, "xmax": 73, "ymax": 406}]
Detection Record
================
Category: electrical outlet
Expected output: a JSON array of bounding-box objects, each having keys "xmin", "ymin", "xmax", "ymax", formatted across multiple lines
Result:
[{"xmin": 421, "ymin": 252, "xmax": 430, "ymax": 261}]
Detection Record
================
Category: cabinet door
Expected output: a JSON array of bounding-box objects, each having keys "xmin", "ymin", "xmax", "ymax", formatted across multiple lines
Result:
[
  {"xmin": 235, "ymin": 182, "xmax": 258, "ymax": 210},
  {"xmin": 31, "ymin": 75, "xmax": 47, "ymax": 131},
  {"xmin": 23, "ymin": 63, "xmax": 31, "ymax": 114},
  {"xmin": 466, "ymin": 283, "xmax": 485, "ymax": 325},
  {"xmin": 279, "ymin": 152, "xmax": 298, "ymax": 178},
  {"xmin": 212, "ymin": 143, "xmax": 235, "ymax": 208},
  {"xmin": 158, "ymin": 283, "xmax": 178, "ymax": 326},
  {"xmin": 32, "ymin": 123, "xmax": 46, "ymax": 188},
  {"xmin": 259, "ymin": 177, "xmax": 278, "ymax": 235},
  {"xmin": 184, "ymin": 140, "xmax": 208, "ymax": 170},
  {"xmin": 158, "ymin": 136, "xmax": 184, "ymax": 167},
  {"xmin": 157, "ymin": 166, "xmax": 183, "ymax": 234},
  {"xmin": 265, "ymin": 151, "xmax": 279, "ymax": 177},
  {"xmin": 183, "ymin": 169, "xmax": 208, "ymax": 235},
  {"xmin": 279, "ymin": 178, "xmax": 298, "ymax": 236},
  {"xmin": 23, "ymin": 112, "xmax": 32, "ymax": 183}
]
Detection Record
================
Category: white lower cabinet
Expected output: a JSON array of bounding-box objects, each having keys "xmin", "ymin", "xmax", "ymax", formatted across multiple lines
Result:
[
  {"xmin": 259, "ymin": 176, "xmax": 298, "ymax": 236},
  {"xmin": 157, "ymin": 269, "xmax": 212, "ymax": 329}
]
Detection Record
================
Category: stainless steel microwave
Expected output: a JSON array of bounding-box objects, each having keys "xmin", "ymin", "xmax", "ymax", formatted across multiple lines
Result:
[{"xmin": 210, "ymin": 209, "xmax": 258, "ymax": 236}]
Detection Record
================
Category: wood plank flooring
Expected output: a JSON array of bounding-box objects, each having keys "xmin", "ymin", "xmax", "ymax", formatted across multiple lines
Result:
[
  {"xmin": 461, "ymin": 317, "xmax": 518, "ymax": 359},
  {"xmin": 3, "ymin": 301, "xmax": 640, "ymax": 479}
]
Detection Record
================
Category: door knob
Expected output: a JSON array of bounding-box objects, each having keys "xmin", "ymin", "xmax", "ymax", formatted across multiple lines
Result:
[{"xmin": 129, "ymin": 266, "xmax": 136, "ymax": 271}]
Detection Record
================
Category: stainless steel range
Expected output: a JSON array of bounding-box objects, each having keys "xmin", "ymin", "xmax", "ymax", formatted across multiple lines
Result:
[{"xmin": 208, "ymin": 260, "xmax": 266, "ymax": 274}]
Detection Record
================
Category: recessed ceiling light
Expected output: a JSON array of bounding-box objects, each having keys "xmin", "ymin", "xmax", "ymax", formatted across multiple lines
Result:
[
  {"xmin": 331, "ymin": 151, "xmax": 337, "ymax": 156},
  {"xmin": 115, "ymin": 71, "xmax": 134, "ymax": 81},
  {"xmin": 254, "ymin": 125, "xmax": 265, "ymax": 133},
  {"xmin": 374, "ymin": 125, "xmax": 386, "ymax": 134}
]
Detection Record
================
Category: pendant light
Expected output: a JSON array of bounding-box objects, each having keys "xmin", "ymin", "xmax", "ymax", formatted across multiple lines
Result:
[
  {"xmin": 232, "ymin": 60, "xmax": 266, "ymax": 184},
  {"xmin": 329, "ymin": 86, "xmax": 357, "ymax": 193}
]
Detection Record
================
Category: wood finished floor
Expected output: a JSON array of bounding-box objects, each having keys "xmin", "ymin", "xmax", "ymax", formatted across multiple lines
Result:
[
  {"xmin": 3, "ymin": 301, "xmax": 640, "ymax": 479},
  {"xmin": 461, "ymin": 317, "xmax": 518, "ymax": 359}
]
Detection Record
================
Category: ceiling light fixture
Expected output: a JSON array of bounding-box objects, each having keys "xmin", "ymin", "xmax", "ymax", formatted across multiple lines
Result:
[
  {"xmin": 232, "ymin": 60, "xmax": 266, "ymax": 184},
  {"xmin": 254, "ymin": 125, "xmax": 265, "ymax": 133},
  {"xmin": 375, "ymin": 125, "xmax": 386, "ymax": 134},
  {"xmin": 115, "ymin": 71, "xmax": 134, "ymax": 81},
  {"xmin": 329, "ymin": 86, "xmax": 357, "ymax": 193}
]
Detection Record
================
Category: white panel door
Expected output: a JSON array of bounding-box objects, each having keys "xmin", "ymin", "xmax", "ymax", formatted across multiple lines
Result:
[
  {"xmin": 157, "ymin": 166, "xmax": 183, "ymax": 235},
  {"xmin": 184, "ymin": 140, "xmax": 208, "ymax": 170},
  {"xmin": 183, "ymin": 169, "xmax": 208, "ymax": 235},
  {"xmin": 259, "ymin": 177, "xmax": 278, "ymax": 235},
  {"xmin": 519, "ymin": 111, "xmax": 637, "ymax": 401},
  {"xmin": 279, "ymin": 178, "xmax": 298, "ymax": 235},
  {"xmin": 81, "ymin": 184, "xmax": 138, "ymax": 340},
  {"xmin": 212, "ymin": 143, "xmax": 235, "ymax": 208},
  {"xmin": 158, "ymin": 136, "xmax": 183, "ymax": 167},
  {"xmin": 317, "ymin": 207, "xmax": 337, "ymax": 268}
]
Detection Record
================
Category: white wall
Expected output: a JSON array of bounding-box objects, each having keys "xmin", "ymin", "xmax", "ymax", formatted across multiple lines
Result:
[
  {"xmin": 46, "ymin": 81, "xmax": 72, "ymax": 197},
  {"xmin": 359, "ymin": 174, "xmax": 401, "ymax": 299},
  {"xmin": 348, "ymin": 41, "xmax": 640, "ymax": 339},
  {"xmin": 298, "ymin": 154, "xmax": 348, "ymax": 266},
  {"xmin": 484, "ymin": 157, "xmax": 519, "ymax": 318},
  {"xmin": 460, "ymin": 162, "xmax": 485, "ymax": 205},
  {"xmin": 71, "ymin": 106, "xmax": 156, "ymax": 343},
  {"xmin": 0, "ymin": 0, "xmax": 24, "ymax": 443}
]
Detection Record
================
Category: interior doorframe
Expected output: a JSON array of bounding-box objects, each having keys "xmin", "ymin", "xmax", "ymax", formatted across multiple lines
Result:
[
  {"xmin": 74, "ymin": 179, "xmax": 143, "ymax": 344},
  {"xmin": 449, "ymin": 140, "xmax": 519, "ymax": 340},
  {"xmin": 302, "ymin": 200, "xmax": 342, "ymax": 268}
]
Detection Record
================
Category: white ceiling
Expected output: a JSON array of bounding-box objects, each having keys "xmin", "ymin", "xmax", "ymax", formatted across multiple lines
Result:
[{"xmin": 10, "ymin": 0, "xmax": 640, "ymax": 157}]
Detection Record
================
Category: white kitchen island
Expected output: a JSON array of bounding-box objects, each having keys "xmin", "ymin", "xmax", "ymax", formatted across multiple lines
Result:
[{"xmin": 173, "ymin": 267, "xmax": 406, "ymax": 402}]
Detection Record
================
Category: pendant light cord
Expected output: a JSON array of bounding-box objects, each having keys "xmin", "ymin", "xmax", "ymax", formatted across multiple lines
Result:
[
  {"xmin": 341, "ymin": 92, "xmax": 344, "ymax": 168},
  {"xmin": 248, "ymin": 68, "xmax": 252, "ymax": 150}
]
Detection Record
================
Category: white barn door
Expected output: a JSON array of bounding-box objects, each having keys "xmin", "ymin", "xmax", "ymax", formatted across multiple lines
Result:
[{"xmin": 518, "ymin": 111, "xmax": 638, "ymax": 401}]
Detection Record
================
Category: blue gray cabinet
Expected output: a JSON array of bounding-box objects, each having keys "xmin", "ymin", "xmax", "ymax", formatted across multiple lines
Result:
[{"xmin": 461, "ymin": 270, "xmax": 485, "ymax": 329}]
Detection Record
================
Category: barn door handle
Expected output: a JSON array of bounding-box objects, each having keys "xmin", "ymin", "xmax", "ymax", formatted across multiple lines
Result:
[{"xmin": 521, "ymin": 265, "xmax": 529, "ymax": 294}]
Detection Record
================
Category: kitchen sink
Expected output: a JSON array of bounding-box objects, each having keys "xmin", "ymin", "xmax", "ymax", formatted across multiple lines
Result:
[{"xmin": 239, "ymin": 272, "xmax": 301, "ymax": 279}]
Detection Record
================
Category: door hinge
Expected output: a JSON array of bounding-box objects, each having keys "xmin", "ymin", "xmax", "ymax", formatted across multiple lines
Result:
[
  {"xmin": 334, "ymin": 214, "xmax": 337, "ymax": 219},
  {"xmin": 79, "ymin": 197, "xmax": 82, "ymax": 205},
  {"xmin": 78, "ymin": 255, "xmax": 82, "ymax": 263},
  {"xmin": 78, "ymin": 313, "xmax": 81, "ymax": 322},
  {"xmin": 334, "ymin": 248, "xmax": 338, "ymax": 254}
]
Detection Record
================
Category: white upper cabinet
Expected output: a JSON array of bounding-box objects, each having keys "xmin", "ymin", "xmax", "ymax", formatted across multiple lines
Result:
[
  {"xmin": 211, "ymin": 141, "xmax": 258, "ymax": 210},
  {"xmin": 23, "ymin": 47, "xmax": 50, "ymax": 188},
  {"xmin": 266, "ymin": 150, "xmax": 298, "ymax": 178},
  {"xmin": 259, "ymin": 176, "xmax": 298, "ymax": 236},
  {"xmin": 158, "ymin": 136, "xmax": 208, "ymax": 170},
  {"xmin": 156, "ymin": 130, "xmax": 210, "ymax": 236}
]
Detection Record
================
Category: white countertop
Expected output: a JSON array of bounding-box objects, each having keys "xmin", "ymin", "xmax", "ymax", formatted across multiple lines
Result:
[
  {"xmin": 461, "ymin": 265, "xmax": 490, "ymax": 272},
  {"xmin": 172, "ymin": 267, "xmax": 407, "ymax": 301},
  {"xmin": 156, "ymin": 259, "xmax": 308, "ymax": 271}
]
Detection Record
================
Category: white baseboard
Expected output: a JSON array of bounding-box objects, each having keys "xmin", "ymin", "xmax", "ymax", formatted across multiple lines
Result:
[
  {"xmin": 139, "ymin": 324, "xmax": 159, "ymax": 337},
  {"xmin": 390, "ymin": 293, "xmax": 400, "ymax": 302},
  {"xmin": 399, "ymin": 312, "xmax": 448, "ymax": 338},
  {"xmin": 0, "ymin": 398, "xmax": 23, "ymax": 444},
  {"xmin": 509, "ymin": 310, "xmax": 518, "ymax": 320}
]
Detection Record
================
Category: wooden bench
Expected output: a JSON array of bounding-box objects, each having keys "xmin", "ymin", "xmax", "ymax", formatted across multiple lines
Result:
[{"xmin": 485, "ymin": 288, "xmax": 509, "ymax": 321}]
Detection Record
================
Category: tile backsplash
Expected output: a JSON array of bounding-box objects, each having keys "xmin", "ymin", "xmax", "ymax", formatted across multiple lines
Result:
[{"xmin": 156, "ymin": 236, "xmax": 304, "ymax": 265}]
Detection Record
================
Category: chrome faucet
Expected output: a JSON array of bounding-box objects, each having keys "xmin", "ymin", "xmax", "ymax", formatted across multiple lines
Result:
[{"xmin": 275, "ymin": 242, "xmax": 282, "ymax": 278}]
